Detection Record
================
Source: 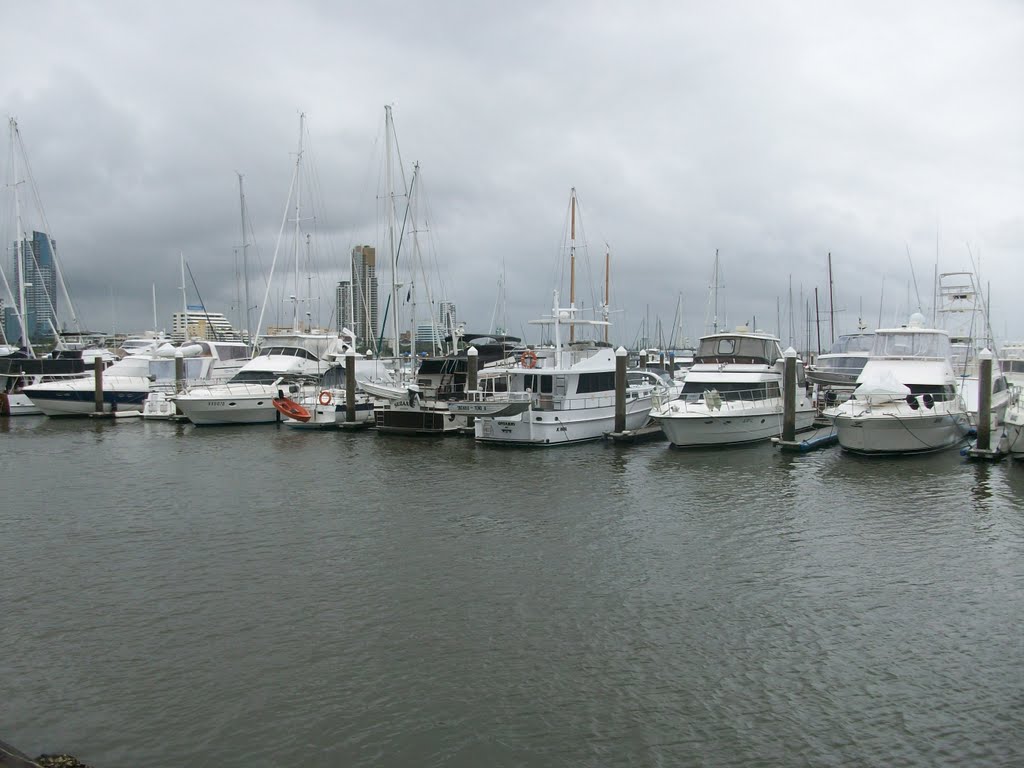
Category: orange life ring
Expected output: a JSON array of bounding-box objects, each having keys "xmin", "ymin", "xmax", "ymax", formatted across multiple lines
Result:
[
  {"xmin": 521, "ymin": 349, "xmax": 538, "ymax": 369},
  {"xmin": 318, "ymin": 390, "xmax": 333, "ymax": 406}
]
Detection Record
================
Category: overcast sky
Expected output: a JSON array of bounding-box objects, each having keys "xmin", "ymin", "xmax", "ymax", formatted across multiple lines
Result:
[{"xmin": 2, "ymin": 0, "xmax": 1022, "ymax": 352}]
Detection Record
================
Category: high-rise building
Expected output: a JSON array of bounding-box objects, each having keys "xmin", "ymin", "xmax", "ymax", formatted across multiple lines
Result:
[
  {"xmin": 5, "ymin": 231, "xmax": 58, "ymax": 343},
  {"xmin": 171, "ymin": 307, "xmax": 241, "ymax": 342},
  {"xmin": 336, "ymin": 280, "xmax": 352, "ymax": 335},
  {"xmin": 438, "ymin": 301, "xmax": 457, "ymax": 334},
  {"xmin": 350, "ymin": 245, "xmax": 378, "ymax": 350}
]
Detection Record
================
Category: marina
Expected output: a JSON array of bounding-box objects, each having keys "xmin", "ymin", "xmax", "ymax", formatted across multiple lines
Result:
[
  {"xmin": 2, "ymin": 4, "xmax": 1022, "ymax": 765},
  {"xmin": 2, "ymin": 415, "xmax": 1023, "ymax": 767}
]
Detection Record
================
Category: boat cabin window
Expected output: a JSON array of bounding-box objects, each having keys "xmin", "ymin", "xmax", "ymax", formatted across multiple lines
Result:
[
  {"xmin": 523, "ymin": 373, "xmax": 552, "ymax": 394},
  {"xmin": 576, "ymin": 371, "xmax": 616, "ymax": 394},
  {"xmin": 478, "ymin": 375, "xmax": 509, "ymax": 393},
  {"xmin": 695, "ymin": 336, "xmax": 776, "ymax": 364},
  {"xmin": 148, "ymin": 358, "xmax": 206, "ymax": 381},
  {"xmin": 873, "ymin": 332, "xmax": 950, "ymax": 359},
  {"xmin": 212, "ymin": 343, "xmax": 250, "ymax": 360},
  {"xmin": 258, "ymin": 346, "xmax": 319, "ymax": 360},
  {"xmin": 228, "ymin": 371, "xmax": 282, "ymax": 385}
]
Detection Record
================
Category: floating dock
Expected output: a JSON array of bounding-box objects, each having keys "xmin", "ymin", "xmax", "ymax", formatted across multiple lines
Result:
[
  {"xmin": 772, "ymin": 425, "xmax": 838, "ymax": 452},
  {"xmin": 604, "ymin": 424, "xmax": 666, "ymax": 444}
]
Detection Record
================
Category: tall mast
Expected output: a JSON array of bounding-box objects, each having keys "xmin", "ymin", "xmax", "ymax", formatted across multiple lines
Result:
[
  {"xmin": 292, "ymin": 113, "xmax": 305, "ymax": 333},
  {"xmin": 569, "ymin": 188, "xmax": 576, "ymax": 343},
  {"xmin": 712, "ymin": 249, "xmax": 720, "ymax": 333},
  {"xmin": 153, "ymin": 282, "xmax": 159, "ymax": 332},
  {"xmin": 386, "ymin": 105, "xmax": 400, "ymax": 363},
  {"xmin": 180, "ymin": 252, "xmax": 187, "ymax": 317},
  {"xmin": 237, "ymin": 172, "xmax": 252, "ymax": 347},
  {"xmin": 603, "ymin": 244, "xmax": 610, "ymax": 344},
  {"xmin": 10, "ymin": 119, "xmax": 33, "ymax": 356},
  {"xmin": 827, "ymin": 251, "xmax": 835, "ymax": 344}
]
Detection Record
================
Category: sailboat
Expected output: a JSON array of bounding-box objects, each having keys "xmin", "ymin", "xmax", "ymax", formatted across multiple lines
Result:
[
  {"xmin": 173, "ymin": 113, "xmax": 368, "ymax": 425},
  {"xmin": 0, "ymin": 117, "xmax": 114, "ymax": 416},
  {"xmin": 360, "ymin": 108, "xmax": 473, "ymax": 435}
]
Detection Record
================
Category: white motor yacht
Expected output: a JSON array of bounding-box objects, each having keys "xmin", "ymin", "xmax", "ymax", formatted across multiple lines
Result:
[
  {"xmin": 23, "ymin": 340, "xmax": 249, "ymax": 416},
  {"xmin": 172, "ymin": 331, "xmax": 373, "ymax": 425},
  {"xmin": 452, "ymin": 292, "xmax": 656, "ymax": 446},
  {"xmin": 650, "ymin": 327, "xmax": 816, "ymax": 447},
  {"xmin": 806, "ymin": 328, "xmax": 875, "ymax": 388},
  {"xmin": 824, "ymin": 314, "xmax": 971, "ymax": 454}
]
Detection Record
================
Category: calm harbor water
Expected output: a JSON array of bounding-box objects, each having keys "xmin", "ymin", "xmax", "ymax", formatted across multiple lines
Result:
[{"xmin": 2, "ymin": 416, "xmax": 1023, "ymax": 767}]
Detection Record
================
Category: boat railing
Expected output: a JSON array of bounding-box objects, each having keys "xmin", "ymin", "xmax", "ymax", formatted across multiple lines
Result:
[
  {"xmin": 175, "ymin": 377, "xmax": 319, "ymax": 397},
  {"xmin": 667, "ymin": 384, "xmax": 782, "ymax": 412},
  {"xmin": 461, "ymin": 390, "xmax": 532, "ymax": 406}
]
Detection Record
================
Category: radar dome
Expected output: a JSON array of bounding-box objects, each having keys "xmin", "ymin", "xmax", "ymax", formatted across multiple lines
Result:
[{"xmin": 908, "ymin": 312, "xmax": 926, "ymax": 328}]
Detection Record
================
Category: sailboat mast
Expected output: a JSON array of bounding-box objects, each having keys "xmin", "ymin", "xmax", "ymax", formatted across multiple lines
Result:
[
  {"xmin": 386, "ymin": 106, "xmax": 400, "ymax": 362},
  {"xmin": 828, "ymin": 251, "xmax": 835, "ymax": 344},
  {"xmin": 292, "ymin": 113, "xmax": 305, "ymax": 333},
  {"xmin": 237, "ymin": 172, "xmax": 252, "ymax": 346},
  {"xmin": 604, "ymin": 245, "xmax": 610, "ymax": 344},
  {"xmin": 10, "ymin": 119, "xmax": 33, "ymax": 356},
  {"xmin": 569, "ymin": 188, "xmax": 577, "ymax": 343},
  {"xmin": 713, "ymin": 249, "xmax": 720, "ymax": 333},
  {"xmin": 178, "ymin": 252, "xmax": 186, "ymax": 318}
]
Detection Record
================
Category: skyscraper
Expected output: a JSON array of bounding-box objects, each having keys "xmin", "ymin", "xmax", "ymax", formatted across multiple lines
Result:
[
  {"xmin": 350, "ymin": 245, "xmax": 378, "ymax": 350},
  {"xmin": 5, "ymin": 231, "xmax": 57, "ymax": 344},
  {"xmin": 336, "ymin": 280, "xmax": 352, "ymax": 335},
  {"xmin": 438, "ymin": 301, "xmax": 457, "ymax": 334}
]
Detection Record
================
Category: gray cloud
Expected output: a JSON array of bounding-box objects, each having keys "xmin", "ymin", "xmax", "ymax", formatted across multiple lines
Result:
[{"xmin": 2, "ymin": 0, "xmax": 1021, "ymax": 351}]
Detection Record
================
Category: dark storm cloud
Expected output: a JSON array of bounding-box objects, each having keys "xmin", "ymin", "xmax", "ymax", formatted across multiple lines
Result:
[{"xmin": 2, "ymin": 0, "xmax": 1021, "ymax": 348}]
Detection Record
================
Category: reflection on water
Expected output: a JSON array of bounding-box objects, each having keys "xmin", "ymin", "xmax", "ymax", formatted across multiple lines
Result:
[{"xmin": 2, "ymin": 417, "xmax": 1023, "ymax": 767}]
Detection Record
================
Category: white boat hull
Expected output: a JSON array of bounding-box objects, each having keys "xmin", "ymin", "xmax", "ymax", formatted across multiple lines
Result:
[
  {"xmin": 284, "ymin": 401, "xmax": 375, "ymax": 429},
  {"xmin": 173, "ymin": 384, "xmax": 283, "ymax": 425},
  {"xmin": 652, "ymin": 399, "xmax": 816, "ymax": 447},
  {"xmin": 23, "ymin": 376, "xmax": 152, "ymax": 416},
  {"xmin": 475, "ymin": 397, "xmax": 651, "ymax": 445},
  {"xmin": 831, "ymin": 408, "xmax": 970, "ymax": 454},
  {"xmin": 1, "ymin": 391, "xmax": 42, "ymax": 416},
  {"xmin": 1003, "ymin": 401, "xmax": 1024, "ymax": 458}
]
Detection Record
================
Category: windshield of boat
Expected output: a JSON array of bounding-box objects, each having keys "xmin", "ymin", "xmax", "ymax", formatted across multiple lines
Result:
[
  {"xmin": 828, "ymin": 334, "xmax": 874, "ymax": 354},
  {"xmin": 228, "ymin": 371, "xmax": 286, "ymax": 384},
  {"xmin": 872, "ymin": 331, "xmax": 951, "ymax": 359},
  {"xmin": 695, "ymin": 336, "xmax": 779, "ymax": 364},
  {"xmin": 256, "ymin": 346, "xmax": 320, "ymax": 360}
]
